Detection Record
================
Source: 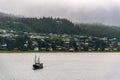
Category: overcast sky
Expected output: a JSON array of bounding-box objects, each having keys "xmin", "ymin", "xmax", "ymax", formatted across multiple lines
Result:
[{"xmin": 0, "ymin": 0, "xmax": 120, "ymax": 26}]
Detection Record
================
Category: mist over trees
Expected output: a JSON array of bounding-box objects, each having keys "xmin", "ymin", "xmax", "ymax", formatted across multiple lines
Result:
[{"xmin": 0, "ymin": 12, "xmax": 120, "ymax": 38}]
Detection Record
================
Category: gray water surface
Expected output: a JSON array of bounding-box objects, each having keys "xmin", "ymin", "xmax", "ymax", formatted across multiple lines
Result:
[{"xmin": 0, "ymin": 53, "xmax": 120, "ymax": 80}]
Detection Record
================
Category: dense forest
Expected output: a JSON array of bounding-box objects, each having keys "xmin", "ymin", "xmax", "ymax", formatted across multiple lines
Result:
[{"xmin": 0, "ymin": 12, "xmax": 120, "ymax": 38}]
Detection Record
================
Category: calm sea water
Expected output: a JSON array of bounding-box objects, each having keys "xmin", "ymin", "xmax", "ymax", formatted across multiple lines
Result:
[{"xmin": 0, "ymin": 53, "xmax": 120, "ymax": 80}]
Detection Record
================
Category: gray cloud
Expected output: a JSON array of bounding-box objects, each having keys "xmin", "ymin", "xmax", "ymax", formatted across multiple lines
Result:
[{"xmin": 0, "ymin": 0, "xmax": 120, "ymax": 26}]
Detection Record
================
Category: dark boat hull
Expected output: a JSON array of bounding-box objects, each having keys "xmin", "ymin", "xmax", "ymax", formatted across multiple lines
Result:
[{"xmin": 33, "ymin": 63, "xmax": 43, "ymax": 70}]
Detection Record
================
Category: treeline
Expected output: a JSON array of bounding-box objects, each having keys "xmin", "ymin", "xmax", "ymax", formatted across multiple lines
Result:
[
  {"xmin": 0, "ymin": 16, "xmax": 120, "ymax": 37},
  {"xmin": 18, "ymin": 17, "xmax": 79, "ymax": 34}
]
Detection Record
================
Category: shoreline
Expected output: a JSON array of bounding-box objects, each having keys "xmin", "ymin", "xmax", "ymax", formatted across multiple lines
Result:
[{"xmin": 0, "ymin": 51, "xmax": 120, "ymax": 53}]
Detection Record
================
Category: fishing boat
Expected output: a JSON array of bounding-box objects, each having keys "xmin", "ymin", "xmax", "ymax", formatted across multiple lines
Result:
[{"xmin": 33, "ymin": 55, "xmax": 43, "ymax": 70}]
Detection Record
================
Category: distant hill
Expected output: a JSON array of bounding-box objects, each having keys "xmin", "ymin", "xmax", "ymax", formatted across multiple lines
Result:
[
  {"xmin": 0, "ymin": 12, "xmax": 9, "ymax": 17},
  {"xmin": 0, "ymin": 12, "xmax": 16, "ymax": 18},
  {"xmin": 77, "ymin": 23, "xmax": 120, "ymax": 37},
  {"xmin": 0, "ymin": 12, "xmax": 120, "ymax": 37}
]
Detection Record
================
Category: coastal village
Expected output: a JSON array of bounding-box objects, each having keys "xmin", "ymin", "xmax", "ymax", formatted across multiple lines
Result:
[{"xmin": 0, "ymin": 29, "xmax": 120, "ymax": 52}]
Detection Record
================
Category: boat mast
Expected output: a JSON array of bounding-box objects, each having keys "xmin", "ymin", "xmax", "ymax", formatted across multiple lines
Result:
[
  {"xmin": 38, "ymin": 57, "xmax": 40, "ymax": 63},
  {"xmin": 35, "ymin": 54, "xmax": 37, "ymax": 64}
]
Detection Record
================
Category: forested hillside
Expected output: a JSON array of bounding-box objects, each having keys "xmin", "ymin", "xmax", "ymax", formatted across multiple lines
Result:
[
  {"xmin": 77, "ymin": 23, "xmax": 120, "ymax": 37},
  {"xmin": 0, "ymin": 12, "xmax": 120, "ymax": 37}
]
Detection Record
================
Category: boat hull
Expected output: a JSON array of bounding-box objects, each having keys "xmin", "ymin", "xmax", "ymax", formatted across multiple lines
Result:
[{"xmin": 33, "ymin": 63, "xmax": 43, "ymax": 70}]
